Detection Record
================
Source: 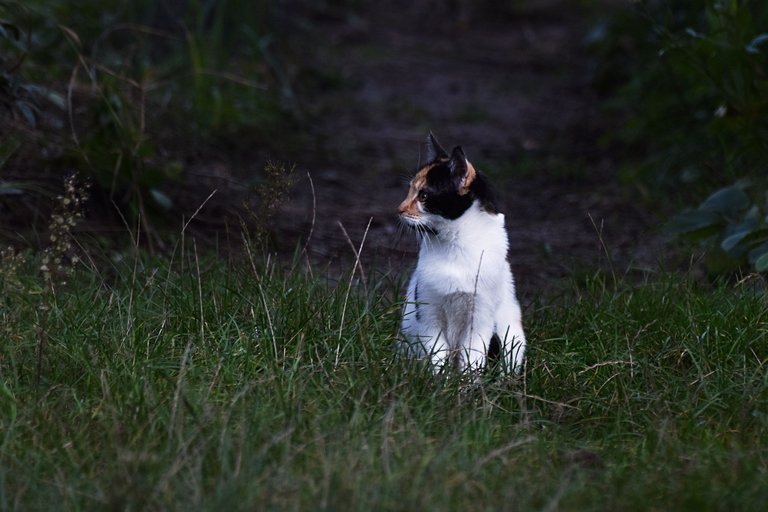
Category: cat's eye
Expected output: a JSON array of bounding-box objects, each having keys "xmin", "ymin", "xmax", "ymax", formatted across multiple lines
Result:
[{"xmin": 417, "ymin": 190, "xmax": 427, "ymax": 202}]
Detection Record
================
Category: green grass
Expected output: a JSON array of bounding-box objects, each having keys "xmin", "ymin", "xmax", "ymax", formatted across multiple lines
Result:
[{"xmin": 1, "ymin": 251, "xmax": 767, "ymax": 510}]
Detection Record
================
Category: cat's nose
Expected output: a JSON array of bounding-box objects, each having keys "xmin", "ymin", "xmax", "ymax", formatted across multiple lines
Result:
[{"xmin": 398, "ymin": 200, "xmax": 410, "ymax": 214}]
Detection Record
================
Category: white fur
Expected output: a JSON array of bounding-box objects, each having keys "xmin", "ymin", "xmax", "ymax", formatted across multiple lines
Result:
[{"xmin": 400, "ymin": 201, "xmax": 526, "ymax": 373}]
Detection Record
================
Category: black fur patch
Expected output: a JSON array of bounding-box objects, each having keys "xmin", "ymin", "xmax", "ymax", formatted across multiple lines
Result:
[
  {"xmin": 422, "ymin": 162, "xmax": 498, "ymax": 219},
  {"xmin": 487, "ymin": 333, "xmax": 501, "ymax": 364},
  {"xmin": 414, "ymin": 283, "xmax": 421, "ymax": 321}
]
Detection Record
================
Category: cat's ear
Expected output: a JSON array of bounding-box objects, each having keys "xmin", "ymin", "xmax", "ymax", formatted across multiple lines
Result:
[
  {"xmin": 449, "ymin": 146, "xmax": 476, "ymax": 194},
  {"xmin": 424, "ymin": 132, "xmax": 448, "ymax": 163}
]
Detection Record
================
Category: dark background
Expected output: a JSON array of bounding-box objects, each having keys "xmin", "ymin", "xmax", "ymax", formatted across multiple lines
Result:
[{"xmin": 12, "ymin": 0, "xmax": 761, "ymax": 291}]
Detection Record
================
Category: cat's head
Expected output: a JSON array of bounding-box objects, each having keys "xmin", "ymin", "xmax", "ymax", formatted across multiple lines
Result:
[{"xmin": 398, "ymin": 133, "xmax": 497, "ymax": 232}]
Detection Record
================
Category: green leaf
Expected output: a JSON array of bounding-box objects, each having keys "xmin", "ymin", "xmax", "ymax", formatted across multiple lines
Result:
[
  {"xmin": 748, "ymin": 243, "xmax": 768, "ymax": 266},
  {"xmin": 739, "ymin": 227, "xmax": 768, "ymax": 248},
  {"xmin": 721, "ymin": 230, "xmax": 752, "ymax": 253},
  {"xmin": 755, "ymin": 251, "xmax": 768, "ymax": 272},
  {"xmin": 150, "ymin": 188, "xmax": 173, "ymax": 210},
  {"xmin": 0, "ymin": 182, "xmax": 23, "ymax": 195},
  {"xmin": 13, "ymin": 100, "xmax": 36, "ymax": 127},
  {"xmin": 665, "ymin": 209, "xmax": 722, "ymax": 236},
  {"xmin": 721, "ymin": 220, "xmax": 760, "ymax": 254},
  {"xmin": 744, "ymin": 204, "xmax": 761, "ymax": 221},
  {"xmin": 42, "ymin": 89, "xmax": 66, "ymax": 110},
  {"xmin": 0, "ymin": 21, "xmax": 21, "ymax": 42},
  {"xmin": 746, "ymin": 33, "xmax": 768, "ymax": 54},
  {"xmin": 699, "ymin": 186, "xmax": 749, "ymax": 216}
]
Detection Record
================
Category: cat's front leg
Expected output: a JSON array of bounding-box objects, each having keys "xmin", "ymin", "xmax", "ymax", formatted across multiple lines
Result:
[
  {"xmin": 425, "ymin": 332, "xmax": 452, "ymax": 370},
  {"xmin": 404, "ymin": 329, "xmax": 451, "ymax": 371},
  {"xmin": 495, "ymin": 299, "xmax": 526, "ymax": 373},
  {"xmin": 401, "ymin": 318, "xmax": 451, "ymax": 370},
  {"xmin": 401, "ymin": 279, "xmax": 451, "ymax": 369},
  {"xmin": 496, "ymin": 324, "xmax": 525, "ymax": 373}
]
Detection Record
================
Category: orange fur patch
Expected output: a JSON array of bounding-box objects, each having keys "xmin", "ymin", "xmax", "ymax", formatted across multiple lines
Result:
[
  {"xmin": 458, "ymin": 161, "xmax": 477, "ymax": 195},
  {"xmin": 398, "ymin": 164, "xmax": 435, "ymax": 216}
]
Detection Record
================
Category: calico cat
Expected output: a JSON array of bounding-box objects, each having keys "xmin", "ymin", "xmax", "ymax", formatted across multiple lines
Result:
[{"xmin": 398, "ymin": 134, "xmax": 526, "ymax": 373}]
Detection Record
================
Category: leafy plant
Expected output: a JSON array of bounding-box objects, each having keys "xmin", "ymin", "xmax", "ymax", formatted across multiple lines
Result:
[
  {"xmin": 60, "ymin": 24, "xmax": 180, "ymax": 216},
  {"xmin": 666, "ymin": 183, "xmax": 768, "ymax": 273},
  {"xmin": 1, "ymin": 0, "xmax": 296, "ymax": 243},
  {"xmin": 590, "ymin": 1, "xmax": 768, "ymax": 274},
  {"xmin": 0, "ymin": 5, "xmax": 41, "ymax": 126},
  {"xmin": 591, "ymin": 1, "xmax": 768, "ymax": 192}
]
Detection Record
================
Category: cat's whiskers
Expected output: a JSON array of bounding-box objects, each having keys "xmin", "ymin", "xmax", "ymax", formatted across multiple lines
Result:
[
  {"xmin": 416, "ymin": 223, "xmax": 435, "ymax": 252},
  {"xmin": 399, "ymin": 174, "xmax": 415, "ymax": 188},
  {"xmin": 396, "ymin": 214, "xmax": 424, "ymax": 251},
  {"xmin": 414, "ymin": 224, "xmax": 425, "ymax": 247},
  {"xmin": 394, "ymin": 220, "xmax": 409, "ymax": 249},
  {"xmin": 394, "ymin": 223, "xmax": 404, "ymax": 246},
  {"xmin": 396, "ymin": 214, "xmax": 425, "ymax": 249}
]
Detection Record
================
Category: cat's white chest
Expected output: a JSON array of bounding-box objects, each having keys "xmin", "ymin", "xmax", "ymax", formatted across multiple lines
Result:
[
  {"xmin": 415, "ymin": 248, "xmax": 504, "ymax": 297},
  {"xmin": 418, "ymin": 208, "xmax": 508, "ymax": 289}
]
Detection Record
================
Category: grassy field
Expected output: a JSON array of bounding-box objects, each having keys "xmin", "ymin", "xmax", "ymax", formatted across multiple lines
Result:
[
  {"xmin": 3, "ymin": 2, "xmax": 768, "ymax": 509},
  {"xmin": 1, "ymin": 247, "xmax": 766, "ymax": 511}
]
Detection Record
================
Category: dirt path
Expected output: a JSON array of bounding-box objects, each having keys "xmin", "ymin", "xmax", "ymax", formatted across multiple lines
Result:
[{"xmin": 274, "ymin": 2, "xmax": 658, "ymax": 296}]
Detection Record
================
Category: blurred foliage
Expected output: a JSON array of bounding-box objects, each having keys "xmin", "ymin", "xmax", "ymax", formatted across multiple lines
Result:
[
  {"xmin": 665, "ymin": 182, "xmax": 768, "ymax": 273},
  {"xmin": 590, "ymin": 0, "xmax": 768, "ymax": 273},
  {"xmin": 0, "ymin": 0, "xmax": 293, "ymax": 228},
  {"xmin": 0, "ymin": 3, "xmax": 45, "ymax": 127}
]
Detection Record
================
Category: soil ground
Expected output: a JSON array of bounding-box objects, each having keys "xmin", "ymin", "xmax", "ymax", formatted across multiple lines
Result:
[
  {"xmin": 274, "ymin": 1, "xmax": 660, "ymax": 296},
  {"xmin": 1, "ymin": 1, "xmax": 662, "ymax": 297}
]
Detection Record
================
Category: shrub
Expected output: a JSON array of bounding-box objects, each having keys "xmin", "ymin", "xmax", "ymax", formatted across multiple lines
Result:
[
  {"xmin": 665, "ymin": 182, "xmax": 768, "ymax": 273},
  {"xmin": 1, "ymin": 0, "xmax": 292, "ymax": 231},
  {"xmin": 592, "ymin": 1, "xmax": 768, "ymax": 191},
  {"xmin": 590, "ymin": 1, "xmax": 768, "ymax": 273}
]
